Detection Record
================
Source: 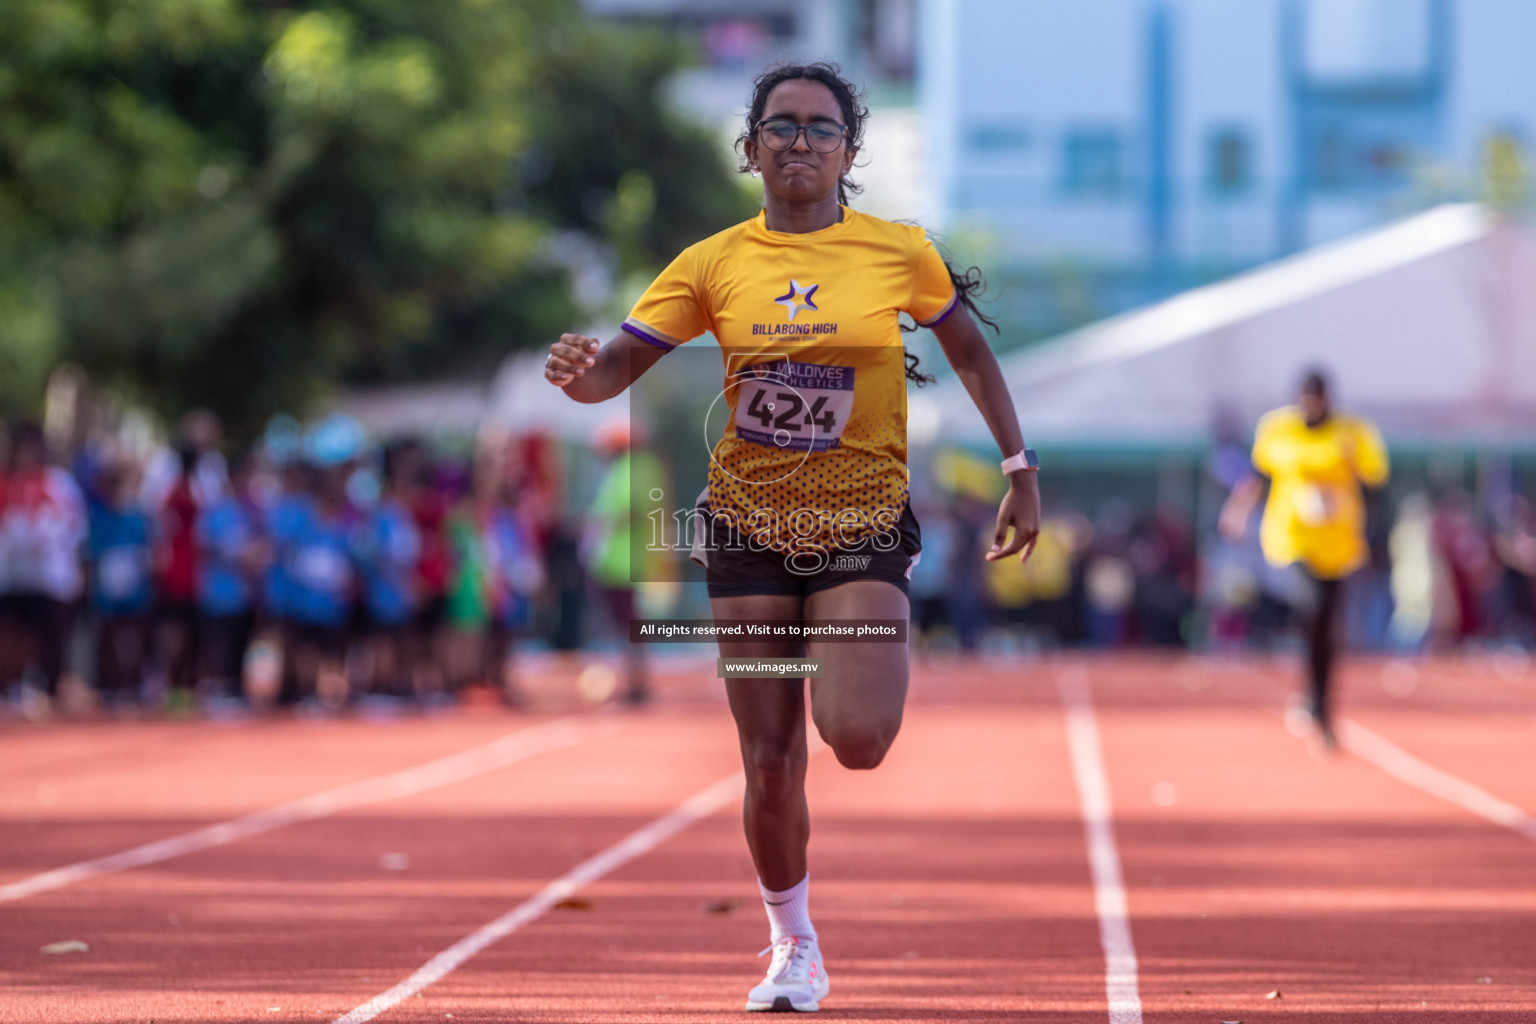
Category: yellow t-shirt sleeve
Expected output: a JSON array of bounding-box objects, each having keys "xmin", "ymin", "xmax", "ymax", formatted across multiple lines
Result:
[
  {"xmin": 623, "ymin": 246, "xmax": 708, "ymax": 350},
  {"xmin": 1351, "ymin": 419, "xmax": 1390, "ymax": 487},
  {"xmin": 906, "ymin": 233, "xmax": 960, "ymax": 326},
  {"xmin": 1249, "ymin": 414, "xmax": 1279, "ymax": 477}
]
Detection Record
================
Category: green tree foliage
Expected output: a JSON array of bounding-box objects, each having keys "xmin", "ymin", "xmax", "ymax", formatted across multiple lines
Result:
[{"xmin": 0, "ymin": 0, "xmax": 755, "ymax": 432}]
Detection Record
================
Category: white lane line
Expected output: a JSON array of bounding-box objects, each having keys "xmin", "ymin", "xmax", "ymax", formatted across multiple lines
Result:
[
  {"xmin": 1339, "ymin": 719, "xmax": 1536, "ymax": 842},
  {"xmin": 1059, "ymin": 675, "xmax": 1144, "ymax": 1024},
  {"xmin": 1231, "ymin": 664, "xmax": 1536, "ymax": 844},
  {"xmin": 332, "ymin": 771, "xmax": 744, "ymax": 1024},
  {"xmin": 0, "ymin": 715, "xmax": 606, "ymax": 903}
]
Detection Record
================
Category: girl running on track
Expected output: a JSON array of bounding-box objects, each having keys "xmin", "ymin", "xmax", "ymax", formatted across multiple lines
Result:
[
  {"xmin": 1220, "ymin": 370, "xmax": 1390, "ymax": 750},
  {"xmin": 545, "ymin": 62, "xmax": 1040, "ymax": 1012}
]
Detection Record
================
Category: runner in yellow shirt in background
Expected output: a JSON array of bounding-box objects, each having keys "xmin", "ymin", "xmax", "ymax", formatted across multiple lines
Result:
[{"xmin": 1221, "ymin": 370, "xmax": 1389, "ymax": 749}]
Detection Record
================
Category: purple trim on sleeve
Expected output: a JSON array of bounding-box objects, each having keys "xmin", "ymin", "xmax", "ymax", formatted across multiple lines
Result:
[
  {"xmin": 622, "ymin": 322, "xmax": 676, "ymax": 350},
  {"xmin": 918, "ymin": 292, "xmax": 961, "ymax": 329}
]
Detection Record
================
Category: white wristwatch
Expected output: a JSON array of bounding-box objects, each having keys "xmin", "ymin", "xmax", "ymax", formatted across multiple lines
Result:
[{"xmin": 1000, "ymin": 448, "xmax": 1041, "ymax": 474}]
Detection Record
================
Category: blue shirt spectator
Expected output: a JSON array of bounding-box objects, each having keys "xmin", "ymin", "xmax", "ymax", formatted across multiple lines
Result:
[
  {"xmin": 198, "ymin": 493, "xmax": 254, "ymax": 617},
  {"xmin": 262, "ymin": 485, "xmax": 312, "ymax": 620},
  {"xmin": 488, "ymin": 507, "xmax": 544, "ymax": 629},
  {"xmin": 354, "ymin": 497, "xmax": 420, "ymax": 627},
  {"xmin": 285, "ymin": 504, "xmax": 356, "ymax": 629},
  {"xmin": 88, "ymin": 500, "xmax": 154, "ymax": 617}
]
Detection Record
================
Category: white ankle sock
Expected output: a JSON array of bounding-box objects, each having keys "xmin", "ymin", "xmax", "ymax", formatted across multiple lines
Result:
[{"xmin": 759, "ymin": 874, "xmax": 816, "ymax": 942}]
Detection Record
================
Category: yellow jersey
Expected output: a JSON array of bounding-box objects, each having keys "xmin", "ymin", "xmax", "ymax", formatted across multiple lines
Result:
[
  {"xmin": 624, "ymin": 207, "xmax": 957, "ymax": 554},
  {"xmin": 1250, "ymin": 406, "xmax": 1390, "ymax": 579}
]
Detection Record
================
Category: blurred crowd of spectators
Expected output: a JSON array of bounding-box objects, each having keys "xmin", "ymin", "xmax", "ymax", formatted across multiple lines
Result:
[
  {"xmin": 0, "ymin": 411, "xmax": 590, "ymax": 720},
  {"xmin": 911, "ymin": 484, "xmax": 1536, "ymax": 657},
  {"xmin": 912, "ymin": 495, "xmax": 1199, "ymax": 653},
  {"xmin": 4, "ymin": 407, "xmax": 1535, "ymax": 720}
]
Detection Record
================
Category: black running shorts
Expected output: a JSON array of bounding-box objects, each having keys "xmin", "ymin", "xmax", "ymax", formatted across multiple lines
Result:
[{"xmin": 688, "ymin": 497, "xmax": 922, "ymax": 600}]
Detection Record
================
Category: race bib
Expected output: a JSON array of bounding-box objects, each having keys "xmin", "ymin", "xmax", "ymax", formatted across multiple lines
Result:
[
  {"xmin": 1297, "ymin": 484, "xmax": 1340, "ymax": 526},
  {"xmin": 99, "ymin": 546, "xmax": 147, "ymax": 600},
  {"xmin": 733, "ymin": 360, "xmax": 855, "ymax": 453}
]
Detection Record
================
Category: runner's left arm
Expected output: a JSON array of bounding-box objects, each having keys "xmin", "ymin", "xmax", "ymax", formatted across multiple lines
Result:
[{"xmin": 930, "ymin": 310, "xmax": 1040, "ymax": 563}]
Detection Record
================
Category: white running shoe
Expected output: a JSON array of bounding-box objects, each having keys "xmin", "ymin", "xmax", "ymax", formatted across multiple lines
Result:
[
  {"xmin": 745, "ymin": 934, "xmax": 829, "ymax": 1012},
  {"xmin": 1284, "ymin": 698, "xmax": 1313, "ymax": 738}
]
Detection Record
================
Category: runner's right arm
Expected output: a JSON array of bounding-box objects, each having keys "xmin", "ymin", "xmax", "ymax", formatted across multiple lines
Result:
[
  {"xmin": 1218, "ymin": 475, "xmax": 1264, "ymax": 540},
  {"xmin": 545, "ymin": 332, "xmax": 668, "ymax": 402},
  {"xmin": 1219, "ymin": 413, "xmax": 1279, "ymax": 540}
]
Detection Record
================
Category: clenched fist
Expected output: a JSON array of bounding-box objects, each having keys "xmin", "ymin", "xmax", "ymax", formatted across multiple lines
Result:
[{"xmin": 545, "ymin": 334, "xmax": 600, "ymax": 386}]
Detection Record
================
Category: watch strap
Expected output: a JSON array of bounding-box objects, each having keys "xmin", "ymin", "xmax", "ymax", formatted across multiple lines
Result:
[{"xmin": 1000, "ymin": 448, "xmax": 1040, "ymax": 474}]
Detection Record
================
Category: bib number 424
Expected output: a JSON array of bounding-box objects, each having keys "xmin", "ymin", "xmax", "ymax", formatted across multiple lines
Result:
[
  {"xmin": 732, "ymin": 359, "xmax": 857, "ymax": 453},
  {"xmin": 744, "ymin": 389, "xmax": 838, "ymax": 432}
]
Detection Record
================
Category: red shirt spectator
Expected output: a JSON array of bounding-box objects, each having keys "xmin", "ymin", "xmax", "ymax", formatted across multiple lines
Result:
[
  {"xmin": 411, "ymin": 487, "xmax": 449, "ymax": 601},
  {"xmin": 156, "ymin": 452, "xmax": 200, "ymax": 604}
]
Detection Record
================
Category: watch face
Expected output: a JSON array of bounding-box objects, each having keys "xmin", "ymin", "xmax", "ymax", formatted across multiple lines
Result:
[{"xmin": 1023, "ymin": 448, "xmax": 1041, "ymax": 469}]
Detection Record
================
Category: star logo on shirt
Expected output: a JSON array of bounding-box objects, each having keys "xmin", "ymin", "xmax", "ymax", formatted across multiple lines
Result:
[{"xmin": 774, "ymin": 279, "xmax": 819, "ymax": 321}]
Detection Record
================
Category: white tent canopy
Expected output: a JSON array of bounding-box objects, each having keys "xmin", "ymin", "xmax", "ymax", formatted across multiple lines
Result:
[
  {"xmin": 482, "ymin": 351, "xmax": 630, "ymax": 441},
  {"xmin": 330, "ymin": 354, "xmax": 628, "ymax": 445},
  {"xmin": 924, "ymin": 204, "xmax": 1536, "ymax": 448},
  {"xmin": 330, "ymin": 380, "xmax": 489, "ymax": 438}
]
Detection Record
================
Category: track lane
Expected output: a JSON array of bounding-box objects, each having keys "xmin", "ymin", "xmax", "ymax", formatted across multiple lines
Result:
[
  {"xmin": 0, "ymin": 713, "xmax": 613, "ymax": 887},
  {"xmin": 0, "ymin": 714, "xmax": 608, "ymax": 901},
  {"xmin": 5, "ymin": 655, "xmax": 1533, "ymax": 1023},
  {"xmin": 1085, "ymin": 659, "xmax": 1536, "ymax": 1022},
  {"xmin": 410, "ymin": 701, "xmax": 1112, "ymax": 1022},
  {"xmin": 1232, "ymin": 660, "xmax": 1536, "ymax": 839},
  {"xmin": 0, "ymin": 711, "xmax": 743, "ymax": 1024}
]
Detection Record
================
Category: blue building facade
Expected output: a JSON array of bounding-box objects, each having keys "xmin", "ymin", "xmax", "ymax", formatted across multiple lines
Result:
[{"xmin": 920, "ymin": 0, "xmax": 1535, "ymax": 327}]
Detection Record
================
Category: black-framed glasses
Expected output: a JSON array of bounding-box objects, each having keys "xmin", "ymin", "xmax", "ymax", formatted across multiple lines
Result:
[{"xmin": 755, "ymin": 118, "xmax": 848, "ymax": 153}]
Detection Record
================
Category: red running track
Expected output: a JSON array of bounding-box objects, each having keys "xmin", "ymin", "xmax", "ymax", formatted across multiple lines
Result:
[{"xmin": 1, "ymin": 653, "xmax": 1533, "ymax": 1023}]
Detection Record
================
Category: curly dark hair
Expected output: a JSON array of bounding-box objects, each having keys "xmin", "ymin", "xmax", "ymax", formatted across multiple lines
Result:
[
  {"xmin": 737, "ymin": 61, "xmax": 869, "ymax": 207},
  {"xmin": 737, "ymin": 62, "xmax": 998, "ymax": 387}
]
